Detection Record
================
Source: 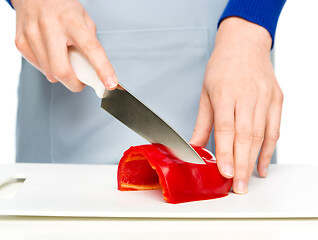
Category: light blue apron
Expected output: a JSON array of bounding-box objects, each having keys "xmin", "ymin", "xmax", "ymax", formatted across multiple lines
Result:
[{"xmin": 16, "ymin": 0, "xmax": 276, "ymax": 164}]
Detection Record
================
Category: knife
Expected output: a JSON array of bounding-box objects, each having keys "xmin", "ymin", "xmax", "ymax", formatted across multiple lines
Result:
[{"xmin": 69, "ymin": 47, "xmax": 205, "ymax": 164}]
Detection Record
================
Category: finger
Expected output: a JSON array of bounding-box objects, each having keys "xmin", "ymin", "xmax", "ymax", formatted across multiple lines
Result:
[
  {"xmin": 15, "ymin": 21, "xmax": 41, "ymax": 70},
  {"xmin": 247, "ymin": 101, "xmax": 268, "ymax": 178},
  {"xmin": 213, "ymin": 97, "xmax": 235, "ymax": 179},
  {"xmin": 15, "ymin": 35, "xmax": 41, "ymax": 71},
  {"xmin": 257, "ymin": 97, "xmax": 283, "ymax": 177},
  {"xmin": 48, "ymin": 41, "xmax": 84, "ymax": 92},
  {"xmin": 69, "ymin": 27, "xmax": 117, "ymax": 90},
  {"xmin": 233, "ymin": 99, "xmax": 256, "ymax": 194},
  {"xmin": 25, "ymin": 23, "xmax": 58, "ymax": 83},
  {"xmin": 190, "ymin": 87, "xmax": 214, "ymax": 147},
  {"xmin": 84, "ymin": 14, "xmax": 97, "ymax": 35},
  {"xmin": 42, "ymin": 32, "xmax": 85, "ymax": 92}
]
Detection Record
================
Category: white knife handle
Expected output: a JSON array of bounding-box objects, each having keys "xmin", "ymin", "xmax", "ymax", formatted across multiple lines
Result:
[{"xmin": 68, "ymin": 46, "xmax": 105, "ymax": 98}]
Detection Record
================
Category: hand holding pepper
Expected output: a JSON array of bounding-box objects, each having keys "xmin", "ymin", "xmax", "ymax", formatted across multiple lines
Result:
[{"xmin": 190, "ymin": 17, "xmax": 284, "ymax": 194}]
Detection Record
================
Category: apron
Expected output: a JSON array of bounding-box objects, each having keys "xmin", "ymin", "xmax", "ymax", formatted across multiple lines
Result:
[{"xmin": 16, "ymin": 0, "xmax": 276, "ymax": 164}]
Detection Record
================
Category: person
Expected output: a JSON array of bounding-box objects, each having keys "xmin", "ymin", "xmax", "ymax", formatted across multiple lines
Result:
[{"xmin": 7, "ymin": 0, "xmax": 285, "ymax": 194}]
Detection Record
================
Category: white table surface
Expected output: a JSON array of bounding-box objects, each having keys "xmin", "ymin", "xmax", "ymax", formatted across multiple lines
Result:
[
  {"xmin": 0, "ymin": 163, "xmax": 317, "ymax": 239},
  {"xmin": 0, "ymin": 216, "xmax": 318, "ymax": 240}
]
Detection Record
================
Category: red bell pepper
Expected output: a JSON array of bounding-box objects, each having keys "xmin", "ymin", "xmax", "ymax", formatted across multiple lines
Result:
[{"xmin": 117, "ymin": 144, "xmax": 232, "ymax": 204}]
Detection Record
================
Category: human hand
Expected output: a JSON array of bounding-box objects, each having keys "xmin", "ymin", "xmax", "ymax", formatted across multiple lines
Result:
[
  {"xmin": 12, "ymin": 0, "xmax": 117, "ymax": 92},
  {"xmin": 190, "ymin": 17, "xmax": 283, "ymax": 194}
]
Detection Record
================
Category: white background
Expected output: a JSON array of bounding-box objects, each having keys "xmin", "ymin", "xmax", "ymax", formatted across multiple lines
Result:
[{"xmin": 0, "ymin": 1, "xmax": 317, "ymax": 165}]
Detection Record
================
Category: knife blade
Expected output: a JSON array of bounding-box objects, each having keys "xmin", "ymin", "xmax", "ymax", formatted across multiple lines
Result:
[{"xmin": 69, "ymin": 47, "xmax": 205, "ymax": 164}]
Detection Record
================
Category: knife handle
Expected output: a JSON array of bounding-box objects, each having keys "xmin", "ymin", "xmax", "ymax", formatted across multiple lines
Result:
[{"xmin": 68, "ymin": 46, "xmax": 105, "ymax": 98}]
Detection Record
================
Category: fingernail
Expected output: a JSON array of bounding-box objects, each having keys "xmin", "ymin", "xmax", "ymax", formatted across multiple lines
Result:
[
  {"xmin": 262, "ymin": 167, "xmax": 268, "ymax": 177},
  {"xmin": 223, "ymin": 164, "xmax": 234, "ymax": 178},
  {"xmin": 106, "ymin": 76, "xmax": 118, "ymax": 89},
  {"xmin": 235, "ymin": 180, "xmax": 247, "ymax": 194}
]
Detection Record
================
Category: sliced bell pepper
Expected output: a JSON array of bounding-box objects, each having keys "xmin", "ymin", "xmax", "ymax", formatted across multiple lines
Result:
[{"xmin": 117, "ymin": 144, "xmax": 233, "ymax": 204}]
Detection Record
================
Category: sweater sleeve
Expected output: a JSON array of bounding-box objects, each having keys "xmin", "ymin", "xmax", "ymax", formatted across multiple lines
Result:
[
  {"xmin": 218, "ymin": 0, "xmax": 286, "ymax": 47},
  {"xmin": 5, "ymin": 0, "xmax": 14, "ymax": 8}
]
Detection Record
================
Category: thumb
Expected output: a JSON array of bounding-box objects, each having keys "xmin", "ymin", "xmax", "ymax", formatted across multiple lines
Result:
[{"xmin": 190, "ymin": 87, "xmax": 214, "ymax": 147}]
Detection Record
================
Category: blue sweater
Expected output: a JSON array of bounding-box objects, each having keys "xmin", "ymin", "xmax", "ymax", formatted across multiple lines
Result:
[{"xmin": 5, "ymin": 0, "xmax": 285, "ymax": 46}]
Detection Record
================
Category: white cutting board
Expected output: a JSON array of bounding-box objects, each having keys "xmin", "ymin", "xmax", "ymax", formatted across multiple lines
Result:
[{"xmin": 0, "ymin": 163, "xmax": 317, "ymax": 218}]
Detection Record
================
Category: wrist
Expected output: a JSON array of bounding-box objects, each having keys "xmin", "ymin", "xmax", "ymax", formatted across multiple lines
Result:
[{"xmin": 215, "ymin": 17, "xmax": 272, "ymax": 56}]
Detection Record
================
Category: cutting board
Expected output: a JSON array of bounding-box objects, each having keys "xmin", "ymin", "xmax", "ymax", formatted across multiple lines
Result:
[{"xmin": 0, "ymin": 163, "xmax": 317, "ymax": 218}]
